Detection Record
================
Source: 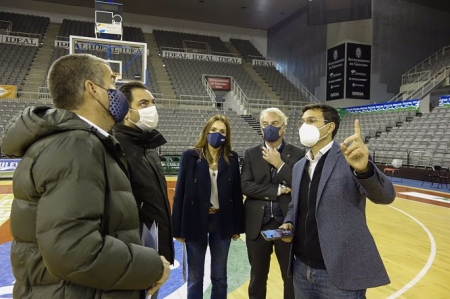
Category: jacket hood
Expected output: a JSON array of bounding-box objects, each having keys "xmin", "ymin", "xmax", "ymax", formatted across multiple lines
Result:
[
  {"xmin": 2, "ymin": 106, "xmax": 93, "ymax": 158},
  {"xmin": 113, "ymin": 123, "xmax": 167, "ymax": 149}
]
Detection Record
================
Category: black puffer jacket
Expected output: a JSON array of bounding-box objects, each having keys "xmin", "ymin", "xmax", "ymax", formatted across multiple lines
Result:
[
  {"xmin": 113, "ymin": 124, "xmax": 174, "ymax": 264},
  {"xmin": 2, "ymin": 106, "xmax": 163, "ymax": 299}
]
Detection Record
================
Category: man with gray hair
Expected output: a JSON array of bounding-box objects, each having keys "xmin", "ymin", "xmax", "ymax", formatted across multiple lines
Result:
[
  {"xmin": 241, "ymin": 107, "xmax": 305, "ymax": 299},
  {"xmin": 2, "ymin": 54, "xmax": 170, "ymax": 299}
]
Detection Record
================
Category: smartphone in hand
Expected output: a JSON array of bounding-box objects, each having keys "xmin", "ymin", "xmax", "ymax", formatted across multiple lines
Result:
[{"xmin": 261, "ymin": 228, "xmax": 293, "ymax": 241}]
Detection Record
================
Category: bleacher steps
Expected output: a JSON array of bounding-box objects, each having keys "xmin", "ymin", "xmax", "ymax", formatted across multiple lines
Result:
[
  {"xmin": 22, "ymin": 23, "xmax": 61, "ymax": 93},
  {"xmin": 144, "ymin": 33, "xmax": 177, "ymax": 100},
  {"xmin": 241, "ymin": 115, "xmax": 262, "ymax": 137},
  {"xmin": 224, "ymin": 42, "xmax": 282, "ymax": 104},
  {"xmin": 242, "ymin": 62, "xmax": 283, "ymax": 103},
  {"xmin": 223, "ymin": 41, "xmax": 241, "ymax": 57}
]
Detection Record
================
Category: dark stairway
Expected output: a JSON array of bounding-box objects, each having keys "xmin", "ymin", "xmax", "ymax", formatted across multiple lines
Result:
[{"xmin": 241, "ymin": 115, "xmax": 262, "ymax": 137}]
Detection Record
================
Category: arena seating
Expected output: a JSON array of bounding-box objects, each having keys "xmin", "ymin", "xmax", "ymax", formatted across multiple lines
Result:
[
  {"xmin": 253, "ymin": 65, "xmax": 310, "ymax": 104},
  {"xmin": 155, "ymin": 108, "xmax": 262, "ymax": 156},
  {"xmin": 153, "ymin": 30, "xmax": 231, "ymax": 55},
  {"xmin": 229, "ymin": 38, "xmax": 265, "ymax": 61},
  {"xmin": 163, "ymin": 58, "xmax": 269, "ymax": 100},
  {"xmin": 353, "ymin": 107, "xmax": 450, "ymax": 168},
  {"xmin": 0, "ymin": 44, "xmax": 38, "ymax": 89},
  {"xmin": 0, "ymin": 13, "xmax": 49, "ymax": 89},
  {"xmin": 0, "ymin": 12, "xmax": 49, "ymax": 39}
]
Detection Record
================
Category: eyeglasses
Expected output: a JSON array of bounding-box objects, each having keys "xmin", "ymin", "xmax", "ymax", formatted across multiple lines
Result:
[{"xmin": 299, "ymin": 118, "xmax": 329, "ymax": 126}]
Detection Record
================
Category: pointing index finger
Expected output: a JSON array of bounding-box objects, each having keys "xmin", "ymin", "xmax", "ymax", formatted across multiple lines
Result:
[{"xmin": 354, "ymin": 119, "xmax": 361, "ymax": 137}]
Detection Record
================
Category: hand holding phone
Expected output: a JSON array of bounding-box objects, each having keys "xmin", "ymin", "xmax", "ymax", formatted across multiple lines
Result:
[{"xmin": 261, "ymin": 228, "xmax": 293, "ymax": 241}]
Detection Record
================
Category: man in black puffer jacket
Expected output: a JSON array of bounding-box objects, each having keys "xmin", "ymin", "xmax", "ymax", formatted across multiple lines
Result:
[
  {"xmin": 2, "ymin": 54, "xmax": 170, "ymax": 299},
  {"xmin": 113, "ymin": 82, "xmax": 174, "ymax": 299}
]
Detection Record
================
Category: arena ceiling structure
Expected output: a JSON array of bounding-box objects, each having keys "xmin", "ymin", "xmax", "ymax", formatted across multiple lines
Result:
[{"xmin": 30, "ymin": 0, "xmax": 450, "ymax": 30}]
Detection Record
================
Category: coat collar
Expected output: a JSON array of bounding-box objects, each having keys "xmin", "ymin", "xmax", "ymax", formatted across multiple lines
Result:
[
  {"xmin": 189, "ymin": 149, "xmax": 233, "ymax": 176},
  {"xmin": 114, "ymin": 123, "xmax": 167, "ymax": 149}
]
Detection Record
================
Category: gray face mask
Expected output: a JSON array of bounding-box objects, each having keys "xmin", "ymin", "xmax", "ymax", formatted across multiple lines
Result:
[{"xmin": 129, "ymin": 106, "xmax": 159, "ymax": 131}]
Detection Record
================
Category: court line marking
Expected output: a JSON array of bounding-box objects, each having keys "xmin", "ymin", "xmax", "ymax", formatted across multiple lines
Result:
[
  {"xmin": 0, "ymin": 195, "xmax": 11, "ymax": 202},
  {"xmin": 386, "ymin": 205, "xmax": 436, "ymax": 299}
]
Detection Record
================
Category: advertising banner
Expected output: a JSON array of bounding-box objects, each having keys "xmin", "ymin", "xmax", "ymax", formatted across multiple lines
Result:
[
  {"xmin": 162, "ymin": 50, "xmax": 242, "ymax": 64},
  {"xmin": 252, "ymin": 59, "xmax": 276, "ymax": 67},
  {"xmin": 326, "ymin": 43, "xmax": 346, "ymax": 101},
  {"xmin": 0, "ymin": 34, "xmax": 39, "ymax": 46},
  {"xmin": 345, "ymin": 43, "xmax": 371, "ymax": 100},
  {"xmin": 439, "ymin": 95, "xmax": 450, "ymax": 107},
  {"xmin": 0, "ymin": 158, "xmax": 20, "ymax": 179},
  {"xmin": 0, "ymin": 85, "xmax": 17, "ymax": 99},
  {"xmin": 344, "ymin": 100, "xmax": 419, "ymax": 114},
  {"xmin": 207, "ymin": 77, "xmax": 231, "ymax": 91}
]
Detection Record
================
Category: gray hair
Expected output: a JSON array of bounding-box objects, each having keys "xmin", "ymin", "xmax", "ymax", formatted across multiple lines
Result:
[
  {"xmin": 260, "ymin": 107, "xmax": 288, "ymax": 126},
  {"xmin": 48, "ymin": 54, "xmax": 106, "ymax": 110}
]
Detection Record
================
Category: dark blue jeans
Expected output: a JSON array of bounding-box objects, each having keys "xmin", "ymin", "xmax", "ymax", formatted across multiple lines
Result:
[
  {"xmin": 185, "ymin": 213, "xmax": 232, "ymax": 299},
  {"xmin": 293, "ymin": 257, "xmax": 366, "ymax": 299}
]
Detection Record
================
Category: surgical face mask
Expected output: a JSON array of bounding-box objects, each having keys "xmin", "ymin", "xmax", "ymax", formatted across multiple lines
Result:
[
  {"xmin": 130, "ymin": 106, "xmax": 159, "ymax": 131},
  {"xmin": 263, "ymin": 125, "xmax": 282, "ymax": 142},
  {"xmin": 95, "ymin": 85, "xmax": 129, "ymax": 123},
  {"xmin": 207, "ymin": 132, "xmax": 227, "ymax": 148},
  {"xmin": 299, "ymin": 123, "xmax": 329, "ymax": 147}
]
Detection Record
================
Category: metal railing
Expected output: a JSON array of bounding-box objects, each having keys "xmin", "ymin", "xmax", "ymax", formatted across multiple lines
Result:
[
  {"xmin": 403, "ymin": 45, "xmax": 450, "ymax": 78},
  {"xmin": 0, "ymin": 20, "xmax": 12, "ymax": 34},
  {"xmin": 230, "ymin": 76, "xmax": 250, "ymax": 113},
  {"xmin": 182, "ymin": 40, "xmax": 211, "ymax": 55},
  {"xmin": 248, "ymin": 100, "xmax": 311, "ymax": 114},
  {"xmin": 407, "ymin": 66, "xmax": 450, "ymax": 100},
  {"xmin": 390, "ymin": 66, "xmax": 450, "ymax": 102},
  {"xmin": 201, "ymin": 75, "xmax": 218, "ymax": 104},
  {"xmin": 247, "ymin": 35, "xmax": 318, "ymax": 104},
  {"xmin": 401, "ymin": 70, "xmax": 431, "ymax": 85},
  {"xmin": 390, "ymin": 70, "xmax": 431, "ymax": 102},
  {"xmin": 275, "ymin": 64, "xmax": 319, "ymax": 104}
]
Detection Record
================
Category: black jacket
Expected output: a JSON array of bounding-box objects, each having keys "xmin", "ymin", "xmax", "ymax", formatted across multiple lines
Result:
[{"xmin": 113, "ymin": 123, "xmax": 175, "ymax": 264}]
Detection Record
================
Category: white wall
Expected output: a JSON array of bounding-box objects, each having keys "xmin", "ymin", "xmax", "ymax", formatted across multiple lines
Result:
[{"xmin": 1, "ymin": 0, "xmax": 268, "ymax": 54}]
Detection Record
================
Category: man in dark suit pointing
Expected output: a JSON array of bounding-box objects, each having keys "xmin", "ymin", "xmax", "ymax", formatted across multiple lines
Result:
[{"xmin": 241, "ymin": 107, "xmax": 305, "ymax": 299}]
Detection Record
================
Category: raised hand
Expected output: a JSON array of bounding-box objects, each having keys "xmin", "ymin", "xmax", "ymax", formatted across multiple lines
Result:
[
  {"xmin": 340, "ymin": 119, "xmax": 369, "ymax": 173},
  {"xmin": 262, "ymin": 146, "xmax": 283, "ymax": 169}
]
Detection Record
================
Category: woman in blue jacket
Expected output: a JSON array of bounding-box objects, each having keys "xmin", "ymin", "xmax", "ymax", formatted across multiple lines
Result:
[{"xmin": 172, "ymin": 114, "xmax": 244, "ymax": 299}]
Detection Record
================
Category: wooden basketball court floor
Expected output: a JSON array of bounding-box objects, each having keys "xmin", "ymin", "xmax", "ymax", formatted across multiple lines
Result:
[{"xmin": 0, "ymin": 179, "xmax": 449, "ymax": 298}]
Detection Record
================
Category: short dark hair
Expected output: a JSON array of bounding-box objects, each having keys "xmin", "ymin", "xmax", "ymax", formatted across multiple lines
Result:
[
  {"xmin": 48, "ymin": 54, "xmax": 106, "ymax": 110},
  {"xmin": 119, "ymin": 81, "xmax": 150, "ymax": 105},
  {"xmin": 302, "ymin": 104, "xmax": 340, "ymax": 138}
]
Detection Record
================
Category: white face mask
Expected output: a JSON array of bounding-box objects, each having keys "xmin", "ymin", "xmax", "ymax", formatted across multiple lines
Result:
[
  {"xmin": 298, "ymin": 123, "xmax": 329, "ymax": 147},
  {"xmin": 130, "ymin": 106, "xmax": 159, "ymax": 131}
]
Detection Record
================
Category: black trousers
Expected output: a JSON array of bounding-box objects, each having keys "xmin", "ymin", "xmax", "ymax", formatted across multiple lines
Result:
[{"xmin": 246, "ymin": 218, "xmax": 294, "ymax": 299}]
